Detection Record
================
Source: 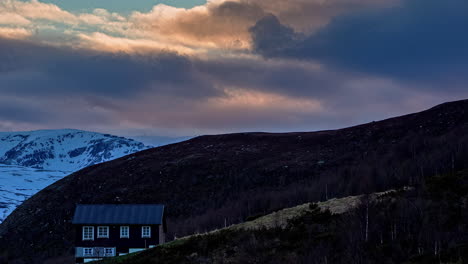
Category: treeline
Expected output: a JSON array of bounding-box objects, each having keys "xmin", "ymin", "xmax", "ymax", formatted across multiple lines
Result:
[{"xmin": 168, "ymin": 126, "xmax": 468, "ymax": 241}]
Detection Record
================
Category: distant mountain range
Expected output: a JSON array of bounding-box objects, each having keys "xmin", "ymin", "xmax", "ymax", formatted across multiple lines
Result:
[
  {"xmin": 0, "ymin": 129, "xmax": 150, "ymax": 171},
  {"xmin": 0, "ymin": 129, "xmax": 153, "ymax": 223}
]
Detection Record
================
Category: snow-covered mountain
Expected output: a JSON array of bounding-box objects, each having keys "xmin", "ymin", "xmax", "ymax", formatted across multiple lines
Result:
[
  {"xmin": 0, "ymin": 129, "xmax": 151, "ymax": 222},
  {"xmin": 0, "ymin": 129, "xmax": 150, "ymax": 171},
  {"xmin": 0, "ymin": 165, "xmax": 69, "ymax": 222}
]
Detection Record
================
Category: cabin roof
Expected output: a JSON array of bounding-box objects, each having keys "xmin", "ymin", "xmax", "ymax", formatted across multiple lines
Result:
[{"xmin": 72, "ymin": 204, "xmax": 165, "ymax": 225}]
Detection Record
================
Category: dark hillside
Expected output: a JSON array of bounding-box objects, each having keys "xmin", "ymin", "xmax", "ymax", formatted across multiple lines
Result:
[
  {"xmin": 94, "ymin": 169, "xmax": 468, "ymax": 264},
  {"xmin": 2, "ymin": 99, "xmax": 468, "ymax": 263}
]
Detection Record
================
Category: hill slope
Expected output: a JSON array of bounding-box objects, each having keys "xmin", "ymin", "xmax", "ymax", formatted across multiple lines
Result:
[
  {"xmin": 93, "ymin": 190, "xmax": 406, "ymax": 264},
  {"xmin": 2, "ymin": 99, "xmax": 468, "ymax": 263}
]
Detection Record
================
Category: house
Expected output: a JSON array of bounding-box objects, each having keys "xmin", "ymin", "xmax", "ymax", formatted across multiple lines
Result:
[{"xmin": 72, "ymin": 204, "xmax": 166, "ymax": 263}]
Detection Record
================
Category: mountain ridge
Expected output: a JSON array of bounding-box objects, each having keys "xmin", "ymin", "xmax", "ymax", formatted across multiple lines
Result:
[
  {"xmin": 0, "ymin": 129, "xmax": 151, "ymax": 223},
  {"xmin": 0, "ymin": 129, "xmax": 149, "ymax": 171}
]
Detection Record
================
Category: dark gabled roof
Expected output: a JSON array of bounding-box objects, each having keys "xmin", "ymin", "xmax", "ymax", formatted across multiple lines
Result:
[{"xmin": 72, "ymin": 204, "xmax": 165, "ymax": 225}]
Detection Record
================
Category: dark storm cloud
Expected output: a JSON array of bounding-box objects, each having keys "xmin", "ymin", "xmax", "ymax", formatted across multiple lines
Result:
[
  {"xmin": 249, "ymin": 14, "xmax": 303, "ymax": 57},
  {"xmin": 0, "ymin": 37, "xmax": 352, "ymax": 106},
  {"xmin": 196, "ymin": 56, "xmax": 348, "ymax": 99},
  {"xmin": 250, "ymin": 0, "xmax": 468, "ymax": 84},
  {"xmin": 0, "ymin": 100, "xmax": 49, "ymax": 123},
  {"xmin": 0, "ymin": 37, "xmax": 218, "ymax": 99},
  {"xmin": 0, "ymin": 34, "xmax": 377, "ymax": 134}
]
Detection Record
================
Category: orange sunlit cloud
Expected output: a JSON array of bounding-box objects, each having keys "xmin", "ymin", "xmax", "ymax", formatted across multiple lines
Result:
[{"xmin": 0, "ymin": 0, "xmax": 398, "ymax": 54}]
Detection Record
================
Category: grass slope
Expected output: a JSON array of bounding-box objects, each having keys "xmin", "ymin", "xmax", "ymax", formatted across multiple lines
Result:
[{"xmin": 94, "ymin": 190, "xmax": 403, "ymax": 264}]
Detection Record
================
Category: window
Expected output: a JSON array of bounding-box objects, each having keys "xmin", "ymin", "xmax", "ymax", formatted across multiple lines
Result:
[
  {"xmin": 104, "ymin": 248, "xmax": 114, "ymax": 256},
  {"xmin": 82, "ymin": 226, "xmax": 94, "ymax": 241},
  {"xmin": 83, "ymin": 248, "xmax": 93, "ymax": 256},
  {"xmin": 142, "ymin": 226, "xmax": 151, "ymax": 238},
  {"xmin": 120, "ymin": 226, "xmax": 129, "ymax": 238},
  {"xmin": 97, "ymin": 226, "xmax": 109, "ymax": 238}
]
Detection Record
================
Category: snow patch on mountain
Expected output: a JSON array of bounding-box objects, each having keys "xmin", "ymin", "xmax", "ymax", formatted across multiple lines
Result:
[
  {"xmin": 0, "ymin": 165, "xmax": 69, "ymax": 222},
  {"xmin": 0, "ymin": 129, "xmax": 150, "ymax": 171},
  {"xmin": 0, "ymin": 129, "xmax": 151, "ymax": 222}
]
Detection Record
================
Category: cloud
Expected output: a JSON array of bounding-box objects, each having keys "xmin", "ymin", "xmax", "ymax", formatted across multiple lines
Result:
[
  {"xmin": 110, "ymin": 88, "xmax": 325, "ymax": 133},
  {"xmin": 2, "ymin": 35, "xmax": 467, "ymax": 137},
  {"xmin": 195, "ymin": 55, "xmax": 348, "ymax": 99},
  {"xmin": 0, "ymin": 13, "xmax": 31, "ymax": 25},
  {"xmin": 128, "ymin": 1, "xmax": 265, "ymax": 51},
  {"xmin": 0, "ymin": 0, "xmax": 125, "ymax": 26},
  {"xmin": 0, "ymin": 27, "xmax": 32, "ymax": 39},
  {"xmin": 0, "ymin": 0, "xmax": 397, "ymax": 54},
  {"xmin": 243, "ymin": 0, "xmax": 397, "ymax": 33},
  {"xmin": 126, "ymin": 0, "xmax": 397, "ymax": 51},
  {"xmin": 0, "ymin": 97, "xmax": 50, "ymax": 123},
  {"xmin": 0, "ymin": 36, "xmax": 321, "ymax": 134},
  {"xmin": 249, "ymin": 15, "xmax": 303, "ymax": 57},
  {"xmin": 0, "ymin": 0, "xmax": 76, "ymax": 24},
  {"xmin": 250, "ymin": 0, "xmax": 468, "ymax": 85},
  {"xmin": 0, "ymin": 0, "xmax": 467, "ymax": 137},
  {"xmin": 0, "ymin": 37, "xmax": 218, "ymax": 99},
  {"xmin": 75, "ymin": 32, "xmax": 199, "ymax": 54}
]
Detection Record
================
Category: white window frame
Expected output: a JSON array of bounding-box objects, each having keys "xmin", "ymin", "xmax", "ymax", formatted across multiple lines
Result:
[
  {"xmin": 82, "ymin": 226, "xmax": 94, "ymax": 241},
  {"xmin": 142, "ymin": 226, "xmax": 151, "ymax": 238},
  {"xmin": 104, "ymin": 248, "xmax": 115, "ymax": 257},
  {"xmin": 83, "ymin": 248, "xmax": 93, "ymax": 256},
  {"xmin": 120, "ymin": 226, "xmax": 129, "ymax": 238},
  {"xmin": 97, "ymin": 226, "xmax": 109, "ymax": 238}
]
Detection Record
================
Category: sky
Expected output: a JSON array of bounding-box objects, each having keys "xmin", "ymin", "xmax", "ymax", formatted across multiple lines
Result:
[{"xmin": 0, "ymin": 0, "xmax": 467, "ymax": 138}]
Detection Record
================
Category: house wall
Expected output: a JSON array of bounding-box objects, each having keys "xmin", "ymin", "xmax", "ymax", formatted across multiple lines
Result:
[
  {"xmin": 74, "ymin": 224, "xmax": 161, "ymax": 254},
  {"xmin": 75, "ymin": 247, "xmax": 116, "ymax": 258}
]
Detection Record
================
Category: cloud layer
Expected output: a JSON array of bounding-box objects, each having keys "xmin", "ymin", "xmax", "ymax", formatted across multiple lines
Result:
[
  {"xmin": 0, "ymin": 0, "xmax": 397, "ymax": 53},
  {"xmin": 0, "ymin": 0, "xmax": 467, "ymax": 136},
  {"xmin": 251, "ymin": 0, "xmax": 468, "ymax": 85}
]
